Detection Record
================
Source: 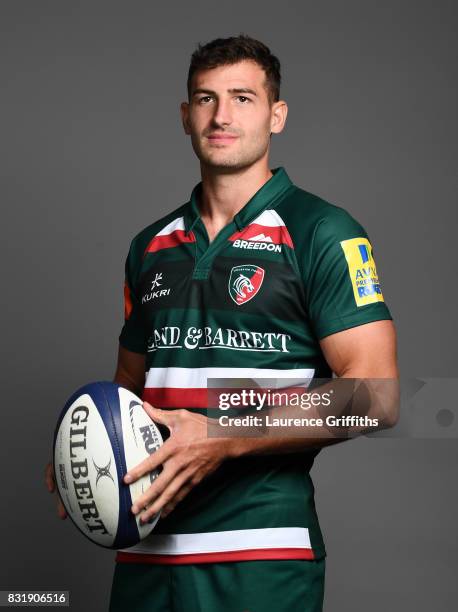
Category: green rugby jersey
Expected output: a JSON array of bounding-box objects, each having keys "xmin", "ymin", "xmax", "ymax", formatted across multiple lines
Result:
[{"xmin": 116, "ymin": 167, "xmax": 391, "ymax": 565}]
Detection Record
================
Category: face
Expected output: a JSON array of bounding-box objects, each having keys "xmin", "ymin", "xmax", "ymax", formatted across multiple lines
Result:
[{"xmin": 181, "ymin": 60, "xmax": 287, "ymax": 172}]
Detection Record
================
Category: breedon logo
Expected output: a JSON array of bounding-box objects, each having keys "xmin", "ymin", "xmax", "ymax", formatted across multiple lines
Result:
[{"xmin": 228, "ymin": 265, "xmax": 265, "ymax": 306}]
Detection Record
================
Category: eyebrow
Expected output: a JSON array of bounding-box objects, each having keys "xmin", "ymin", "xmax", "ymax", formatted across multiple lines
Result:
[{"xmin": 192, "ymin": 87, "xmax": 258, "ymax": 97}]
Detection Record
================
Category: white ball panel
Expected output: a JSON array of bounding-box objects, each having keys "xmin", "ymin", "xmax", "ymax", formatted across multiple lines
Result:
[
  {"xmin": 118, "ymin": 388, "xmax": 163, "ymax": 537},
  {"xmin": 54, "ymin": 394, "xmax": 118, "ymax": 547}
]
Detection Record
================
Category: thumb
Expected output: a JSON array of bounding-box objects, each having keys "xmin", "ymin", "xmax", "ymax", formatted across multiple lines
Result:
[{"xmin": 142, "ymin": 402, "xmax": 170, "ymax": 426}]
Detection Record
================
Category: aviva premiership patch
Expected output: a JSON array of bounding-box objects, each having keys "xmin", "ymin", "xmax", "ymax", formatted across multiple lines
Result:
[
  {"xmin": 229, "ymin": 265, "xmax": 265, "ymax": 306},
  {"xmin": 340, "ymin": 237, "xmax": 384, "ymax": 307}
]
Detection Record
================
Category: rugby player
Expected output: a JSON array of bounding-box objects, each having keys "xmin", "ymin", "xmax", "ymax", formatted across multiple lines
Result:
[{"xmin": 46, "ymin": 35, "xmax": 398, "ymax": 611}]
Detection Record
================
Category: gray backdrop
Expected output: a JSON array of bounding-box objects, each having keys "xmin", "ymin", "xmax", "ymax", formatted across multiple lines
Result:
[{"xmin": 1, "ymin": 1, "xmax": 457, "ymax": 610}]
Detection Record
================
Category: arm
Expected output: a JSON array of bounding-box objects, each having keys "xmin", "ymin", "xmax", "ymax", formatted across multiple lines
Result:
[
  {"xmin": 113, "ymin": 344, "xmax": 146, "ymax": 397},
  {"xmin": 47, "ymin": 233, "xmax": 147, "ymax": 518},
  {"xmin": 320, "ymin": 319, "xmax": 398, "ymax": 379},
  {"xmin": 226, "ymin": 318, "xmax": 399, "ymax": 458},
  {"xmin": 125, "ymin": 319, "xmax": 399, "ymax": 521}
]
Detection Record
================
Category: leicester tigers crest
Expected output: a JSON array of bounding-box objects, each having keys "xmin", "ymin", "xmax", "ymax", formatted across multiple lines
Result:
[{"xmin": 228, "ymin": 265, "xmax": 265, "ymax": 305}]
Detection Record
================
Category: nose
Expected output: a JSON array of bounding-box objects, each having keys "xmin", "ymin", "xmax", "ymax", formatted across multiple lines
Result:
[{"xmin": 212, "ymin": 98, "xmax": 233, "ymax": 127}]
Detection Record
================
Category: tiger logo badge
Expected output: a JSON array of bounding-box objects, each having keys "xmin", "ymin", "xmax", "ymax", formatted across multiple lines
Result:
[{"xmin": 228, "ymin": 265, "xmax": 265, "ymax": 305}]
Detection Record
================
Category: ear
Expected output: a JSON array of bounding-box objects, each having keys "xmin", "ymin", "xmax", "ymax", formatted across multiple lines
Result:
[
  {"xmin": 181, "ymin": 101, "xmax": 191, "ymax": 135},
  {"xmin": 270, "ymin": 100, "xmax": 288, "ymax": 135}
]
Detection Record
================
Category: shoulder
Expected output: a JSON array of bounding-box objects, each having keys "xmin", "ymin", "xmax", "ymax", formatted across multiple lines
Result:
[
  {"xmin": 274, "ymin": 185, "xmax": 366, "ymax": 247},
  {"xmin": 273, "ymin": 185, "xmax": 373, "ymax": 284},
  {"xmin": 126, "ymin": 202, "xmax": 189, "ymax": 263}
]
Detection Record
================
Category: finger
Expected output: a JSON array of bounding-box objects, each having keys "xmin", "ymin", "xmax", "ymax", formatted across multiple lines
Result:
[
  {"xmin": 55, "ymin": 488, "xmax": 67, "ymax": 519},
  {"xmin": 45, "ymin": 462, "xmax": 55, "ymax": 493},
  {"xmin": 57, "ymin": 495, "xmax": 67, "ymax": 520},
  {"xmin": 131, "ymin": 461, "xmax": 180, "ymax": 514},
  {"xmin": 124, "ymin": 441, "xmax": 172, "ymax": 484},
  {"xmin": 139, "ymin": 468, "xmax": 196, "ymax": 523}
]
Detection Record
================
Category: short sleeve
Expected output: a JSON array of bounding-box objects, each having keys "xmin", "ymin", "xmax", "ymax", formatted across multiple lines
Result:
[
  {"xmin": 306, "ymin": 209, "xmax": 392, "ymax": 339},
  {"xmin": 118, "ymin": 243, "xmax": 147, "ymax": 354}
]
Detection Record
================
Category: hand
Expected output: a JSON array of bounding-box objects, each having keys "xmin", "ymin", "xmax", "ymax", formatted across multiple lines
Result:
[
  {"xmin": 45, "ymin": 461, "xmax": 67, "ymax": 520},
  {"xmin": 124, "ymin": 403, "xmax": 230, "ymax": 521}
]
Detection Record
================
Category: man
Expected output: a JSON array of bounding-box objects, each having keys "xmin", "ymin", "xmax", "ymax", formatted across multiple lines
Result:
[{"xmin": 47, "ymin": 35, "xmax": 398, "ymax": 611}]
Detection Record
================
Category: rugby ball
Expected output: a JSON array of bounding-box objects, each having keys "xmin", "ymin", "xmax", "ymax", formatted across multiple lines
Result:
[{"xmin": 53, "ymin": 381, "xmax": 163, "ymax": 549}]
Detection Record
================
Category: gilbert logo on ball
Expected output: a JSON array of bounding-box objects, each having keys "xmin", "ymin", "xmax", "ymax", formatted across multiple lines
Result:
[{"xmin": 53, "ymin": 382, "xmax": 163, "ymax": 549}]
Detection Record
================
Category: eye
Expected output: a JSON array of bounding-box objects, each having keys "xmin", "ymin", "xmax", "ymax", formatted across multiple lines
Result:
[
  {"xmin": 236, "ymin": 96, "xmax": 251, "ymax": 104},
  {"xmin": 197, "ymin": 96, "xmax": 213, "ymax": 105}
]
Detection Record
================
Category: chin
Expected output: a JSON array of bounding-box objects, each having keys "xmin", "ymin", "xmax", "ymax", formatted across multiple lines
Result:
[
  {"xmin": 204, "ymin": 159, "xmax": 253, "ymax": 172},
  {"xmin": 200, "ymin": 151, "xmax": 263, "ymax": 172}
]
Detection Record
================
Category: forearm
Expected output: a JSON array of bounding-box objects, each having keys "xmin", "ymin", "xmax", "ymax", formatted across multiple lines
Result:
[
  {"xmin": 221, "ymin": 375, "xmax": 400, "ymax": 460},
  {"xmin": 113, "ymin": 371, "xmax": 144, "ymax": 397}
]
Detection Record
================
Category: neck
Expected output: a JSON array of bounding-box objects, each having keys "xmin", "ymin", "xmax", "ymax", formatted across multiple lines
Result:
[{"xmin": 198, "ymin": 160, "xmax": 273, "ymax": 232}]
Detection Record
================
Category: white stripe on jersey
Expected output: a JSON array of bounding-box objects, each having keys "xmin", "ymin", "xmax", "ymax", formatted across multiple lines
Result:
[
  {"xmin": 120, "ymin": 527, "xmax": 312, "ymax": 555},
  {"xmin": 250, "ymin": 209, "xmax": 287, "ymax": 228},
  {"xmin": 155, "ymin": 216, "xmax": 186, "ymax": 236},
  {"xmin": 144, "ymin": 367, "xmax": 315, "ymax": 389}
]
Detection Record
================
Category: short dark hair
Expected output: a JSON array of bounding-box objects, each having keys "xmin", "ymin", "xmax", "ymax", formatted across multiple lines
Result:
[{"xmin": 187, "ymin": 35, "xmax": 281, "ymax": 104}]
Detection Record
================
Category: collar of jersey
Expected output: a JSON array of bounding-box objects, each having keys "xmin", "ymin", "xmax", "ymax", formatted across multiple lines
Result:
[{"xmin": 183, "ymin": 167, "xmax": 293, "ymax": 235}]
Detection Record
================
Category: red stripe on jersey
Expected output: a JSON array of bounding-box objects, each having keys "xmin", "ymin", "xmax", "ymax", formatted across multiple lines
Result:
[
  {"xmin": 143, "ymin": 387, "xmax": 208, "ymax": 408},
  {"xmin": 143, "ymin": 386, "xmax": 311, "ymax": 410},
  {"xmin": 144, "ymin": 230, "xmax": 196, "ymax": 255},
  {"xmin": 124, "ymin": 282, "xmax": 133, "ymax": 320},
  {"xmin": 116, "ymin": 547, "xmax": 315, "ymax": 565},
  {"xmin": 229, "ymin": 224, "xmax": 294, "ymax": 248}
]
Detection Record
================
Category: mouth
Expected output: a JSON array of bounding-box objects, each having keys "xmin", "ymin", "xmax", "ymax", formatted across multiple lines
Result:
[{"xmin": 206, "ymin": 133, "xmax": 238, "ymax": 145}]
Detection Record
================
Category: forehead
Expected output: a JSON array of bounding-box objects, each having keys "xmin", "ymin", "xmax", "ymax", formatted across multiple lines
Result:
[{"xmin": 191, "ymin": 60, "xmax": 267, "ymax": 93}]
